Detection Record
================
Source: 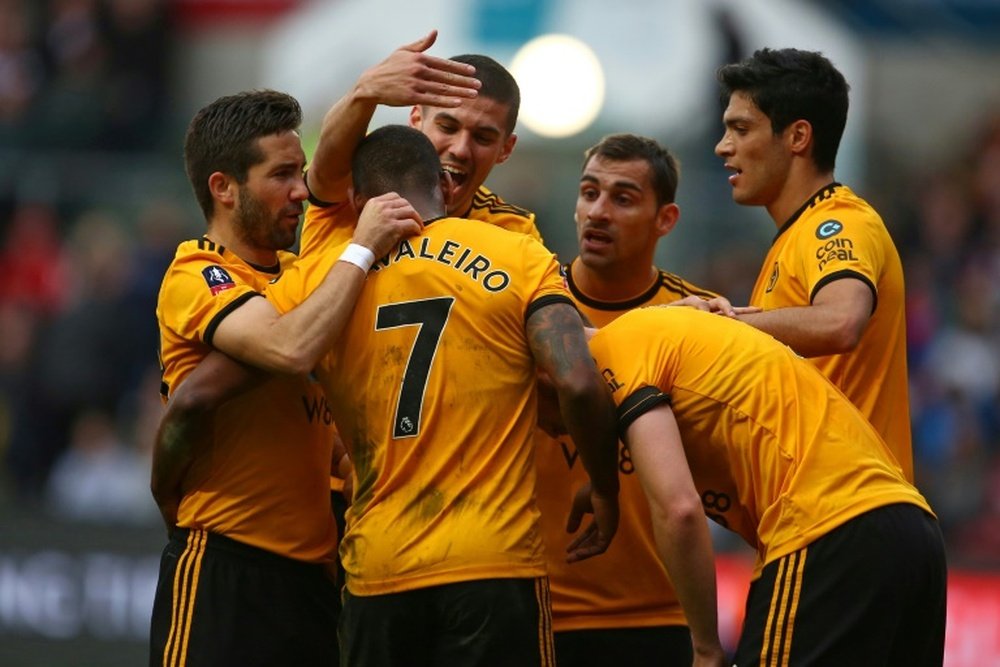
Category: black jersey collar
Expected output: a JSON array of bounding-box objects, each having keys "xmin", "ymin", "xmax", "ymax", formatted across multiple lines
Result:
[{"xmin": 773, "ymin": 182, "xmax": 841, "ymax": 243}]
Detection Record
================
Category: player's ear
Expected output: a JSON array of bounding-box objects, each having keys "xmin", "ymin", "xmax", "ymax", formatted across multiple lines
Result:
[
  {"xmin": 208, "ymin": 172, "xmax": 236, "ymax": 208},
  {"xmin": 495, "ymin": 132, "xmax": 517, "ymax": 165},
  {"xmin": 654, "ymin": 202, "xmax": 680, "ymax": 238},
  {"xmin": 408, "ymin": 105, "xmax": 424, "ymax": 129},
  {"xmin": 351, "ymin": 191, "xmax": 367, "ymax": 216},
  {"xmin": 786, "ymin": 119, "xmax": 812, "ymax": 158}
]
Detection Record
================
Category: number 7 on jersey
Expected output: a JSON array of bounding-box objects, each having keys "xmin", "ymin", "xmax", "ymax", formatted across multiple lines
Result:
[{"xmin": 375, "ymin": 297, "xmax": 455, "ymax": 439}]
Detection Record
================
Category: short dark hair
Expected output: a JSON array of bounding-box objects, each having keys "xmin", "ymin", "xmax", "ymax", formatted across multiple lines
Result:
[
  {"xmin": 352, "ymin": 125, "xmax": 442, "ymax": 200},
  {"xmin": 716, "ymin": 48, "xmax": 849, "ymax": 172},
  {"xmin": 583, "ymin": 134, "xmax": 681, "ymax": 206},
  {"xmin": 183, "ymin": 90, "xmax": 302, "ymax": 220},
  {"xmin": 449, "ymin": 54, "xmax": 520, "ymax": 134}
]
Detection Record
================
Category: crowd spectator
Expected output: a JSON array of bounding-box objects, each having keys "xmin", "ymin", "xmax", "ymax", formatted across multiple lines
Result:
[
  {"xmin": 892, "ymin": 111, "xmax": 1000, "ymax": 565},
  {"xmin": 0, "ymin": 0, "xmax": 171, "ymax": 151}
]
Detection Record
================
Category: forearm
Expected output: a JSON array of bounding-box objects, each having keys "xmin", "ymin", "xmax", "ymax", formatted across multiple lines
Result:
[
  {"xmin": 308, "ymin": 87, "xmax": 378, "ymax": 203},
  {"xmin": 151, "ymin": 403, "xmax": 211, "ymax": 533},
  {"xmin": 528, "ymin": 302, "xmax": 619, "ymax": 496},
  {"xmin": 559, "ymin": 385, "xmax": 620, "ymax": 496},
  {"xmin": 223, "ymin": 260, "xmax": 367, "ymax": 374},
  {"xmin": 738, "ymin": 277, "xmax": 872, "ymax": 357},
  {"xmin": 739, "ymin": 306, "xmax": 855, "ymax": 357},
  {"xmin": 150, "ymin": 353, "xmax": 266, "ymax": 531},
  {"xmin": 265, "ymin": 260, "xmax": 367, "ymax": 367},
  {"xmin": 651, "ymin": 509, "xmax": 723, "ymax": 656},
  {"xmin": 625, "ymin": 406, "xmax": 725, "ymax": 659}
]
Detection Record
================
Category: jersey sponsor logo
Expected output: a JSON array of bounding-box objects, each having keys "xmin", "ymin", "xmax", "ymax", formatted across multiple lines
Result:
[
  {"xmin": 560, "ymin": 439, "xmax": 635, "ymax": 475},
  {"xmin": 815, "ymin": 219, "xmax": 843, "ymax": 239},
  {"xmin": 302, "ymin": 394, "xmax": 333, "ymax": 425},
  {"xmin": 764, "ymin": 261, "xmax": 779, "ymax": 293},
  {"xmin": 201, "ymin": 265, "xmax": 236, "ymax": 295},
  {"xmin": 815, "ymin": 237, "xmax": 858, "ymax": 271},
  {"xmin": 370, "ymin": 237, "xmax": 511, "ymax": 293}
]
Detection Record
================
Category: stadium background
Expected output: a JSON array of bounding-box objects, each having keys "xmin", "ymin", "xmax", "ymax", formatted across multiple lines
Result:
[{"xmin": 0, "ymin": 0, "xmax": 998, "ymax": 664}]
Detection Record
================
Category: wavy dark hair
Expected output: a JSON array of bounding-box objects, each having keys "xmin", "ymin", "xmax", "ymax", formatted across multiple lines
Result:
[{"xmin": 184, "ymin": 89, "xmax": 302, "ymax": 220}]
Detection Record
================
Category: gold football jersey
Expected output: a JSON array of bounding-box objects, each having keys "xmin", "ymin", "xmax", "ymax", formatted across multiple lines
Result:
[
  {"xmin": 534, "ymin": 262, "xmax": 717, "ymax": 631},
  {"xmin": 268, "ymin": 217, "xmax": 567, "ymax": 595},
  {"xmin": 750, "ymin": 184, "xmax": 912, "ymax": 481},
  {"xmin": 156, "ymin": 238, "xmax": 338, "ymax": 563},
  {"xmin": 588, "ymin": 306, "xmax": 929, "ymax": 567}
]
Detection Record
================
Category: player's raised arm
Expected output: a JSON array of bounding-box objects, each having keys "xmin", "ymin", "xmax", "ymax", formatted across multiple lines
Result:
[{"xmin": 308, "ymin": 30, "xmax": 480, "ymax": 203}]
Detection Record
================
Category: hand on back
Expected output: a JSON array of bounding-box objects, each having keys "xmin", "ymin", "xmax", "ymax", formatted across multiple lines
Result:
[{"xmin": 667, "ymin": 295, "xmax": 760, "ymax": 317}]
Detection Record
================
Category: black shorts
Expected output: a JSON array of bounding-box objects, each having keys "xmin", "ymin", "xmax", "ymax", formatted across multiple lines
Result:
[
  {"xmin": 339, "ymin": 577, "xmax": 554, "ymax": 667},
  {"xmin": 554, "ymin": 625, "xmax": 692, "ymax": 666},
  {"xmin": 149, "ymin": 528, "xmax": 340, "ymax": 667},
  {"xmin": 735, "ymin": 503, "xmax": 947, "ymax": 666}
]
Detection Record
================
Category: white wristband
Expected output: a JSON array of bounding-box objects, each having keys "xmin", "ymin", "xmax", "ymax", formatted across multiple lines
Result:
[{"xmin": 338, "ymin": 243, "xmax": 376, "ymax": 273}]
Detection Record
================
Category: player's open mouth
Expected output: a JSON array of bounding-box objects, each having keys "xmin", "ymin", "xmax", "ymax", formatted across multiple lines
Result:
[
  {"xmin": 442, "ymin": 165, "xmax": 467, "ymax": 187},
  {"xmin": 582, "ymin": 229, "xmax": 612, "ymax": 246}
]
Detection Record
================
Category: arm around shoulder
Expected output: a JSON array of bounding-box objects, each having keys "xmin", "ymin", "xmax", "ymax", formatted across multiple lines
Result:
[
  {"xmin": 151, "ymin": 352, "xmax": 265, "ymax": 533},
  {"xmin": 212, "ymin": 194, "xmax": 423, "ymax": 374}
]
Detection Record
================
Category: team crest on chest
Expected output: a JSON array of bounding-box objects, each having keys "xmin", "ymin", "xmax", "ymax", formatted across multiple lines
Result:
[{"xmin": 765, "ymin": 261, "xmax": 779, "ymax": 293}]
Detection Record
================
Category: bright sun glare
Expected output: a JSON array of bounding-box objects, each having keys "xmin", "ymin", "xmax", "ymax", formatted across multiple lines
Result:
[{"xmin": 510, "ymin": 34, "xmax": 606, "ymax": 139}]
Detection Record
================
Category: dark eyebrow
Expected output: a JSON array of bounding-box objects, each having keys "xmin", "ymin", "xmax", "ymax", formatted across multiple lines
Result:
[
  {"xmin": 269, "ymin": 159, "xmax": 304, "ymax": 174},
  {"xmin": 433, "ymin": 111, "xmax": 502, "ymax": 137},
  {"xmin": 580, "ymin": 173, "xmax": 643, "ymax": 194},
  {"xmin": 723, "ymin": 113, "xmax": 755, "ymax": 128},
  {"xmin": 434, "ymin": 111, "xmax": 459, "ymax": 124}
]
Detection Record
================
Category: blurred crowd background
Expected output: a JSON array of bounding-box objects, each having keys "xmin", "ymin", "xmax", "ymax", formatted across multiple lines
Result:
[{"xmin": 0, "ymin": 0, "xmax": 998, "ymax": 663}]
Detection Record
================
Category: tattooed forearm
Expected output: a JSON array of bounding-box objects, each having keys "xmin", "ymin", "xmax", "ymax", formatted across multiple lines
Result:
[
  {"xmin": 527, "ymin": 302, "xmax": 592, "ymax": 381},
  {"xmin": 527, "ymin": 302, "xmax": 619, "ymax": 496}
]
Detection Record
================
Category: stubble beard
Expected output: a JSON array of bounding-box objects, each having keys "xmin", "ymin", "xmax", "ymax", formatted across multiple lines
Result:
[{"xmin": 234, "ymin": 186, "xmax": 299, "ymax": 252}]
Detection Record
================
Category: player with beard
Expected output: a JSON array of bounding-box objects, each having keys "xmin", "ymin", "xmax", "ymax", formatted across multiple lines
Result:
[{"xmin": 150, "ymin": 90, "xmax": 419, "ymax": 667}]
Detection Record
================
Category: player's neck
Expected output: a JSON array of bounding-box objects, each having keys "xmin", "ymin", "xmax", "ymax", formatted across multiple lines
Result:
[
  {"xmin": 572, "ymin": 259, "xmax": 658, "ymax": 303},
  {"xmin": 204, "ymin": 223, "xmax": 278, "ymax": 268},
  {"xmin": 766, "ymin": 166, "xmax": 836, "ymax": 228},
  {"xmin": 402, "ymin": 190, "xmax": 447, "ymax": 222}
]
